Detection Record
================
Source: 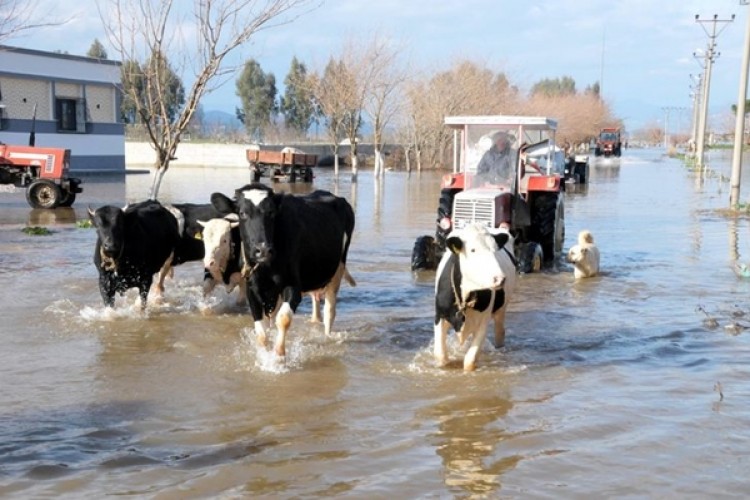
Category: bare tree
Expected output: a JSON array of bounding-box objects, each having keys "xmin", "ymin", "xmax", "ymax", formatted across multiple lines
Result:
[
  {"xmin": 362, "ymin": 35, "xmax": 406, "ymax": 178},
  {"xmin": 0, "ymin": 0, "xmax": 65, "ymax": 43},
  {"xmin": 402, "ymin": 60, "xmax": 520, "ymax": 171},
  {"xmin": 99, "ymin": 0, "xmax": 317, "ymax": 199},
  {"xmin": 311, "ymin": 37, "xmax": 387, "ymax": 182},
  {"xmin": 309, "ymin": 58, "xmax": 347, "ymax": 177}
]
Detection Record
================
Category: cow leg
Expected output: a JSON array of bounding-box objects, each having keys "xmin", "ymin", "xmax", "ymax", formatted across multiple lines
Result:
[
  {"xmin": 203, "ymin": 275, "xmax": 217, "ymax": 297},
  {"xmin": 492, "ymin": 303, "xmax": 509, "ymax": 348},
  {"xmin": 322, "ymin": 263, "xmax": 346, "ymax": 337},
  {"xmin": 274, "ymin": 288, "xmax": 303, "ymax": 357},
  {"xmin": 155, "ymin": 251, "xmax": 175, "ymax": 297},
  {"xmin": 464, "ymin": 316, "xmax": 491, "ymax": 372},
  {"xmin": 99, "ymin": 273, "xmax": 116, "ymax": 307},
  {"xmin": 310, "ymin": 292, "xmax": 322, "ymax": 323},
  {"xmin": 138, "ymin": 277, "xmax": 153, "ymax": 310},
  {"xmin": 247, "ymin": 293, "xmax": 268, "ymax": 348},
  {"xmin": 433, "ymin": 318, "xmax": 450, "ymax": 367},
  {"xmin": 229, "ymin": 273, "xmax": 247, "ymax": 305}
]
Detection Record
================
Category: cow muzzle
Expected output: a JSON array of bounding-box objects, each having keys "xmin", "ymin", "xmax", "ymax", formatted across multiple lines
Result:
[
  {"xmin": 99, "ymin": 246, "xmax": 119, "ymax": 272},
  {"xmin": 491, "ymin": 275, "xmax": 506, "ymax": 289},
  {"xmin": 249, "ymin": 243, "xmax": 272, "ymax": 263}
]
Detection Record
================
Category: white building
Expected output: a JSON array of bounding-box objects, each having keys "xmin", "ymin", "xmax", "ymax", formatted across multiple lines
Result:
[{"xmin": 0, "ymin": 45, "xmax": 124, "ymax": 173}]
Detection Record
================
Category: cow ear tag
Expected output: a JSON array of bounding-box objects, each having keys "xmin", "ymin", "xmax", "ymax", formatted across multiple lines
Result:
[{"xmin": 194, "ymin": 231, "xmax": 202, "ymax": 240}]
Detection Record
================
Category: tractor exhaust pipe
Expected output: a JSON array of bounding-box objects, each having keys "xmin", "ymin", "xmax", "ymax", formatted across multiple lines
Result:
[{"xmin": 29, "ymin": 103, "xmax": 37, "ymax": 147}]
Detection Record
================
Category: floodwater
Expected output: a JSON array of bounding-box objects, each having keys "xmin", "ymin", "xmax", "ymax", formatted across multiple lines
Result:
[{"xmin": 2, "ymin": 148, "xmax": 750, "ymax": 498}]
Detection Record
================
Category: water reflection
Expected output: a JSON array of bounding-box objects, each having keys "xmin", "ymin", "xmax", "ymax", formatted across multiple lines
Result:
[
  {"xmin": 27, "ymin": 208, "xmax": 78, "ymax": 226},
  {"xmin": 589, "ymin": 163, "xmax": 620, "ymax": 183},
  {"xmin": 423, "ymin": 393, "xmax": 521, "ymax": 497}
]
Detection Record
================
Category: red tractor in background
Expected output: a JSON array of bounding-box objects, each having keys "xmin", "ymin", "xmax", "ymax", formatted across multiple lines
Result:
[
  {"xmin": 594, "ymin": 127, "xmax": 622, "ymax": 158},
  {"xmin": 411, "ymin": 115, "xmax": 565, "ymax": 274},
  {"xmin": 0, "ymin": 111, "xmax": 82, "ymax": 209}
]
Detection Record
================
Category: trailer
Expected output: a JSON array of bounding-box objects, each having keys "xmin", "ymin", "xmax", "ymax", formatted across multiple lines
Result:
[{"xmin": 246, "ymin": 147, "xmax": 316, "ymax": 183}]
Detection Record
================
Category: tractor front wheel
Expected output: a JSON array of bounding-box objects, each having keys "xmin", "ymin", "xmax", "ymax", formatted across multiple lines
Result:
[
  {"xmin": 411, "ymin": 235, "xmax": 438, "ymax": 271},
  {"xmin": 59, "ymin": 189, "xmax": 77, "ymax": 207},
  {"xmin": 26, "ymin": 180, "xmax": 62, "ymax": 209}
]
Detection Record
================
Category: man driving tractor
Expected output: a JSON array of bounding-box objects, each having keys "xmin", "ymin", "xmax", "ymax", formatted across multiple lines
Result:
[{"xmin": 476, "ymin": 131, "xmax": 517, "ymax": 230}]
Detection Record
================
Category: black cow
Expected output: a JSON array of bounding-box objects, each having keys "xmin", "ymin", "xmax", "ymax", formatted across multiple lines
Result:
[
  {"xmin": 212, "ymin": 183, "xmax": 355, "ymax": 357},
  {"xmin": 89, "ymin": 200, "xmax": 181, "ymax": 308}
]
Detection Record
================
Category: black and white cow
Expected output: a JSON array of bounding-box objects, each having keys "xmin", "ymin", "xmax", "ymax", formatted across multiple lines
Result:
[
  {"xmin": 212, "ymin": 183, "xmax": 355, "ymax": 358},
  {"xmin": 89, "ymin": 200, "xmax": 181, "ymax": 308},
  {"xmin": 433, "ymin": 223, "xmax": 517, "ymax": 371}
]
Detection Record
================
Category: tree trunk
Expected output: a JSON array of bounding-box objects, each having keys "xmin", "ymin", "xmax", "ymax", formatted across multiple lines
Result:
[{"xmin": 351, "ymin": 143, "xmax": 359, "ymax": 182}]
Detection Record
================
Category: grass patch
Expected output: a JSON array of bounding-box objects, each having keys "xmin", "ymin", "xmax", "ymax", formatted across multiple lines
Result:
[
  {"xmin": 76, "ymin": 219, "xmax": 93, "ymax": 229},
  {"xmin": 22, "ymin": 226, "xmax": 52, "ymax": 236}
]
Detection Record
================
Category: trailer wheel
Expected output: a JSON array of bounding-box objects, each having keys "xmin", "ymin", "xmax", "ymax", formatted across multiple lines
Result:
[
  {"xmin": 303, "ymin": 167, "xmax": 313, "ymax": 182},
  {"xmin": 26, "ymin": 180, "xmax": 61, "ymax": 209}
]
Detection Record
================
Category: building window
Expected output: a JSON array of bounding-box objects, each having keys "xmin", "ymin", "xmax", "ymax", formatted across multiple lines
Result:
[{"xmin": 55, "ymin": 98, "xmax": 87, "ymax": 133}]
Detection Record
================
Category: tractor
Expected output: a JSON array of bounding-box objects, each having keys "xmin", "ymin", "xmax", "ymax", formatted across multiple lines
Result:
[
  {"xmin": 411, "ymin": 115, "xmax": 565, "ymax": 274},
  {"xmin": 0, "ymin": 131, "xmax": 82, "ymax": 209},
  {"xmin": 594, "ymin": 127, "xmax": 622, "ymax": 158}
]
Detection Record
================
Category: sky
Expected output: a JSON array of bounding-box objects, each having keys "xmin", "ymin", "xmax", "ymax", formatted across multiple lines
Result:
[{"xmin": 8, "ymin": 0, "xmax": 750, "ymax": 134}]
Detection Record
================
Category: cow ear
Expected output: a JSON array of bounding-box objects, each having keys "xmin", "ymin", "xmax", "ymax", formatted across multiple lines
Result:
[
  {"xmin": 211, "ymin": 192, "xmax": 236, "ymax": 214},
  {"xmin": 493, "ymin": 232, "xmax": 510, "ymax": 248},
  {"xmin": 197, "ymin": 220, "xmax": 207, "ymax": 228},
  {"xmin": 447, "ymin": 236, "xmax": 463, "ymax": 254},
  {"xmin": 87, "ymin": 206, "xmax": 96, "ymax": 221},
  {"xmin": 224, "ymin": 213, "xmax": 239, "ymax": 223}
]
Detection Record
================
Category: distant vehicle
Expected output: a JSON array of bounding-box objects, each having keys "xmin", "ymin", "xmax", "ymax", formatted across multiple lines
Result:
[
  {"xmin": 0, "ymin": 109, "xmax": 82, "ymax": 208},
  {"xmin": 595, "ymin": 127, "xmax": 622, "ymax": 158},
  {"xmin": 564, "ymin": 153, "xmax": 590, "ymax": 184},
  {"xmin": 246, "ymin": 146, "xmax": 316, "ymax": 183},
  {"xmin": 411, "ymin": 115, "xmax": 565, "ymax": 274}
]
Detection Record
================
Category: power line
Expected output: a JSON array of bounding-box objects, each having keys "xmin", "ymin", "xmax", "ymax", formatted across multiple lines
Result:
[{"xmin": 694, "ymin": 13, "xmax": 735, "ymax": 168}]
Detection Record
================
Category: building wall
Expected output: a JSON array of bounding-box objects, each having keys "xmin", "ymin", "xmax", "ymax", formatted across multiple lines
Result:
[{"xmin": 0, "ymin": 46, "xmax": 125, "ymax": 173}]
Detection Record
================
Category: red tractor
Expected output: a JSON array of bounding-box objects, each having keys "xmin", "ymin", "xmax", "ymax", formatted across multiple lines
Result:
[
  {"xmin": 594, "ymin": 127, "xmax": 622, "ymax": 158},
  {"xmin": 411, "ymin": 115, "xmax": 565, "ymax": 274},
  {"xmin": 0, "ymin": 142, "xmax": 82, "ymax": 209}
]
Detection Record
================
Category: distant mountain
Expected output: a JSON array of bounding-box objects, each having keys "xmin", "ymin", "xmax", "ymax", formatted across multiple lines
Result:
[{"xmin": 203, "ymin": 109, "xmax": 243, "ymax": 128}]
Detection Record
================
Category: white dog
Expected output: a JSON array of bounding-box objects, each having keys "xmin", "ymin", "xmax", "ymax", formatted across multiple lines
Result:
[{"xmin": 566, "ymin": 230, "xmax": 600, "ymax": 279}]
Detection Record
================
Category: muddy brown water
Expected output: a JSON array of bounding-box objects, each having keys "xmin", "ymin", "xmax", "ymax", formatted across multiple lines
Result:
[{"xmin": 2, "ymin": 148, "xmax": 750, "ymax": 497}]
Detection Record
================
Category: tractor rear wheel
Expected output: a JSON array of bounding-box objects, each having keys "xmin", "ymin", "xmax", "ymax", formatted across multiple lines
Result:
[
  {"xmin": 26, "ymin": 180, "xmax": 61, "ymax": 209},
  {"xmin": 532, "ymin": 192, "xmax": 563, "ymax": 262}
]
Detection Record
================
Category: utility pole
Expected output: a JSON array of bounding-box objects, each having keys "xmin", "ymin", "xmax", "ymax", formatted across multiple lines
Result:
[
  {"xmin": 695, "ymin": 14, "xmax": 735, "ymax": 168},
  {"xmin": 662, "ymin": 106, "xmax": 687, "ymax": 150},
  {"xmin": 730, "ymin": 1, "xmax": 750, "ymax": 208},
  {"xmin": 689, "ymin": 73, "xmax": 702, "ymax": 150}
]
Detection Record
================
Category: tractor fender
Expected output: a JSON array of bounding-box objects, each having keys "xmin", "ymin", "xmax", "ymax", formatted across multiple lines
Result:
[{"xmin": 526, "ymin": 175, "xmax": 561, "ymax": 192}]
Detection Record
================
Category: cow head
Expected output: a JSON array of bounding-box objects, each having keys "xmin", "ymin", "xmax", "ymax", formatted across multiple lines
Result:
[
  {"xmin": 197, "ymin": 215, "xmax": 239, "ymax": 281},
  {"xmin": 446, "ymin": 223, "xmax": 508, "ymax": 294},
  {"xmin": 89, "ymin": 205, "xmax": 126, "ymax": 271},
  {"xmin": 211, "ymin": 183, "xmax": 278, "ymax": 265}
]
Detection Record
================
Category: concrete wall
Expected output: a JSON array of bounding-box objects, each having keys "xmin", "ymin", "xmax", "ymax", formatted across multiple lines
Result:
[{"xmin": 125, "ymin": 142, "xmax": 396, "ymax": 168}]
